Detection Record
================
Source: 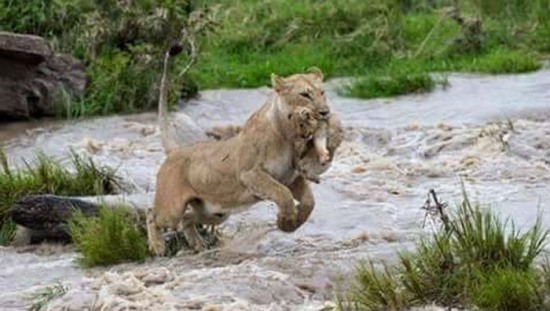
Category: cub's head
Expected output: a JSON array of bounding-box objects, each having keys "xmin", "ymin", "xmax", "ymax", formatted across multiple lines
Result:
[
  {"xmin": 271, "ymin": 67, "xmax": 330, "ymax": 119},
  {"xmin": 290, "ymin": 107, "xmax": 318, "ymax": 140}
]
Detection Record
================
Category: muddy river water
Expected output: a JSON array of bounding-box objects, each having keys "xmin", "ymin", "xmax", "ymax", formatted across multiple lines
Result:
[{"xmin": 1, "ymin": 70, "xmax": 550, "ymax": 310}]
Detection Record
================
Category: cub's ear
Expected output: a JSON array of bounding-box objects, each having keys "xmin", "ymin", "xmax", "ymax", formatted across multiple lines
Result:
[
  {"xmin": 298, "ymin": 108, "xmax": 312, "ymax": 120},
  {"xmin": 271, "ymin": 73, "xmax": 286, "ymax": 93},
  {"xmin": 306, "ymin": 66, "xmax": 324, "ymax": 82}
]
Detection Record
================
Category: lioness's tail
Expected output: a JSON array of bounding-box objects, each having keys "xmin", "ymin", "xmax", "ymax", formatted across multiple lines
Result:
[{"xmin": 158, "ymin": 49, "xmax": 205, "ymax": 154}]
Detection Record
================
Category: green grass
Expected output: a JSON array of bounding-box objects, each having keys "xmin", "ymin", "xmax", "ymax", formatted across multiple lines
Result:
[
  {"xmin": 0, "ymin": 219, "xmax": 16, "ymax": 246},
  {"xmin": 340, "ymin": 191, "xmax": 550, "ymax": 311},
  {"xmin": 472, "ymin": 267, "xmax": 541, "ymax": 311},
  {"xmin": 0, "ymin": 149, "xmax": 120, "ymax": 245},
  {"xmin": 28, "ymin": 283, "xmax": 68, "ymax": 311},
  {"xmin": 343, "ymin": 71, "xmax": 446, "ymax": 99},
  {"xmin": 190, "ymin": 0, "xmax": 549, "ymax": 98},
  {"xmin": 1, "ymin": 0, "xmax": 550, "ymax": 114},
  {"xmin": 69, "ymin": 206, "xmax": 149, "ymax": 267},
  {"xmin": 341, "ymin": 48, "xmax": 539, "ymax": 98},
  {"xmin": 458, "ymin": 49, "xmax": 542, "ymax": 74}
]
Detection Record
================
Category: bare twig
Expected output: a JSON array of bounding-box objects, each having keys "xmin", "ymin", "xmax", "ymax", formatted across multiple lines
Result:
[
  {"xmin": 421, "ymin": 189, "xmax": 450, "ymax": 233},
  {"xmin": 176, "ymin": 28, "xmax": 198, "ymax": 78},
  {"xmin": 413, "ymin": 12, "xmax": 446, "ymax": 59}
]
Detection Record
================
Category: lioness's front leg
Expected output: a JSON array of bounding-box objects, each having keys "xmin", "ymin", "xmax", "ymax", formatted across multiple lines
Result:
[
  {"xmin": 240, "ymin": 168, "xmax": 299, "ymax": 232},
  {"xmin": 288, "ymin": 175, "xmax": 315, "ymax": 227}
]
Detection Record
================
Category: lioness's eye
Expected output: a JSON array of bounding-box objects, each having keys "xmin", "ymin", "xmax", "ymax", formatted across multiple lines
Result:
[
  {"xmin": 300, "ymin": 92, "xmax": 312, "ymax": 100},
  {"xmin": 320, "ymin": 90, "xmax": 325, "ymax": 96}
]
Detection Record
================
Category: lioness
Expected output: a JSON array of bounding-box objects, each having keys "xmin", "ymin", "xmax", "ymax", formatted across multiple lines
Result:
[{"xmin": 148, "ymin": 67, "xmax": 333, "ymax": 256}]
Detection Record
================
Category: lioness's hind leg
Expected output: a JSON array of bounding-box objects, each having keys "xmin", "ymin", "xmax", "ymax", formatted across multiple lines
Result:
[
  {"xmin": 149, "ymin": 170, "xmax": 196, "ymax": 256},
  {"xmin": 146, "ymin": 209, "xmax": 166, "ymax": 256}
]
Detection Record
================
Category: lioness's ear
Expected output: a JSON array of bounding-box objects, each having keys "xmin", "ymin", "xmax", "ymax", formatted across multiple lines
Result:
[
  {"xmin": 307, "ymin": 66, "xmax": 324, "ymax": 82},
  {"xmin": 271, "ymin": 73, "xmax": 286, "ymax": 93}
]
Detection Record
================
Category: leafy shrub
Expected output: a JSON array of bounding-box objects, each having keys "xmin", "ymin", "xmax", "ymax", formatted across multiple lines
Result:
[
  {"xmin": 69, "ymin": 206, "xmax": 149, "ymax": 267},
  {"xmin": 0, "ymin": 0, "xmax": 81, "ymax": 45},
  {"xmin": 28, "ymin": 282, "xmax": 69, "ymax": 311}
]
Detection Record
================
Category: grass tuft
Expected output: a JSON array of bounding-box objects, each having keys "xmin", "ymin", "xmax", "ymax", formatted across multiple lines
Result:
[
  {"xmin": 69, "ymin": 206, "xmax": 149, "ymax": 267},
  {"xmin": 472, "ymin": 267, "xmax": 541, "ymax": 311},
  {"xmin": 0, "ymin": 149, "xmax": 120, "ymax": 245},
  {"xmin": 28, "ymin": 282, "xmax": 68, "ymax": 311},
  {"xmin": 343, "ymin": 71, "xmax": 447, "ymax": 99},
  {"xmin": 350, "ymin": 261, "xmax": 410, "ymax": 311},
  {"xmin": 463, "ymin": 49, "xmax": 542, "ymax": 74},
  {"xmin": 0, "ymin": 219, "xmax": 16, "ymax": 246},
  {"xmin": 342, "ymin": 190, "xmax": 549, "ymax": 311}
]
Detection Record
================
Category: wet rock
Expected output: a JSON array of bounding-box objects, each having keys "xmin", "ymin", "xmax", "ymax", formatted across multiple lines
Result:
[
  {"xmin": 0, "ymin": 31, "xmax": 87, "ymax": 119},
  {"xmin": 0, "ymin": 32, "xmax": 52, "ymax": 63},
  {"xmin": 10, "ymin": 195, "xmax": 101, "ymax": 243}
]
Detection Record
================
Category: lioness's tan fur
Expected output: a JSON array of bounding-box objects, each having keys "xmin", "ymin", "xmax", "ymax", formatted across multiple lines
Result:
[{"xmin": 148, "ymin": 63, "xmax": 334, "ymax": 256}]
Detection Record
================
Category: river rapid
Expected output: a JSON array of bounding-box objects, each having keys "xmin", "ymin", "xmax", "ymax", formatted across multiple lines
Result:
[{"xmin": 1, "ymin": 69, "xmax": 549, "ymax": 310}]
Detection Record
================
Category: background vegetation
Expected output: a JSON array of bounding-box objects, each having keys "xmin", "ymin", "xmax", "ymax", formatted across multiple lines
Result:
[
  {"xmin": 192, "ymin": 0, "xmax": 548, "ymax": 97},
  {"xmin": 0, "ymin": 0, "xmax": 214, "ymax": 118},
  {"xmin": 1, "ymin": 0, "xmax": 549, "ymax": 116}
]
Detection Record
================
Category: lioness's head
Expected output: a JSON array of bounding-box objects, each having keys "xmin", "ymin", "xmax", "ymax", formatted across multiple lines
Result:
[{"xmin": 271, "ymin": 67, "xmax": 330, "ymax": 119}]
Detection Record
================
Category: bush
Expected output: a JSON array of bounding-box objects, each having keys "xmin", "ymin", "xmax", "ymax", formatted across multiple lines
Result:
[
  {"xmin": 0, "ymin": 0, "xmax": 81, "ymax": 46},
  {"xmin": 61, "ymin": 50, "xmax": 162, "ymax": 117},
  {"xmin": 69, "ymin": 206, "xmax": 149, "ymax": 267},
  {"xmin": 341, "ymin": 191, "xmax": 549, "ymax": 310}
]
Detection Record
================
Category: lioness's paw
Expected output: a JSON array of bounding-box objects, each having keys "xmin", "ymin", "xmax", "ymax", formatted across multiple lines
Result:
[
  {"xmin": 277, "ymin": 213, "xmax": 299, "ymax": 232},
  {"xmin": 318, "ymin": 150, "xmax": 330, "ymax": 165},
  {"xmin": 149, "ymin": 242, "xmax": 166, "ymax": 257}
]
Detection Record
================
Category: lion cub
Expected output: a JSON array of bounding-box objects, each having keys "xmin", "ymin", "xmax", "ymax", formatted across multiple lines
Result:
[{"xmin": 290, "ymin": 107, "xmax": 330, "ymax": 182}]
